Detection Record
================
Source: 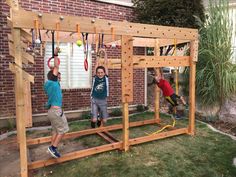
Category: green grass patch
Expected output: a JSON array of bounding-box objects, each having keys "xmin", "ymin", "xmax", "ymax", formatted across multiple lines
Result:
[{"xmin": 34, "ymin": 112, "xmax": 236, "ymax": 177}]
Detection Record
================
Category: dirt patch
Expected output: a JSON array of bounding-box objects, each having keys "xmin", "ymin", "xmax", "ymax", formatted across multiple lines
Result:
[
  {"xmin": 209, "ymin": 120, "xmax": 236, "ymax": 136},
  {"xmin": 0, "ymin": 129, "xmax": 86, "ymax": 177},
  {"xmin": 0, "ymin": 136, "xmax": 20, "ymax": 177}
]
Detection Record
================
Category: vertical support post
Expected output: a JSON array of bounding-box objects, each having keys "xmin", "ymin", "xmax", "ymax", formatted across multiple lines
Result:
[
  {"xmin": 122, "ymin": 102, "xmax": 129, "ymax": 151},
  {"xmin": 188, "ymin": 40, "xmax": 198, "ymax": 135},
  {"xmin": 24, "ymin": 80, "xmax": 32, "ymax": 127},
  {"xmin": 13, "ymin": 28, "xmax": 28, "ymax": 177},
  {"xmin": 121, "ymin": 35, "xmax": 133, "ymax": 151},
  {"xmin": 8, "ymin": 1, "xmax": 28, "ymax": 176},
  {"xmin": 154, "ymin": 39, "xmax": 161, "ymax": 123}
]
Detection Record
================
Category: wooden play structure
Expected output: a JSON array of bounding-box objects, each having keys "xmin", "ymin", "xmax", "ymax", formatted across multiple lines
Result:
[{"xmin": 6, "ymin": 1, "xmax": 198, "ymax": 177}]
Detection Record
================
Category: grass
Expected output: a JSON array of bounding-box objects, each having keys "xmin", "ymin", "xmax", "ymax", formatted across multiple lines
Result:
[{"xmin": 34, "ymin": 112, "xmax": 236, "ymax": 177}]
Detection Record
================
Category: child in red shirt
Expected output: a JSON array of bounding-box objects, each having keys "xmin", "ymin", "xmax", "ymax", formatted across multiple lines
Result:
[{"xmin": 154, "ymin": 74, "xmax": 187, "ymax": 110}]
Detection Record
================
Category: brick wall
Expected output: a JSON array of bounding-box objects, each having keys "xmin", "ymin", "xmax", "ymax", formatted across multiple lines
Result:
[{"xmin": 0, "ymin": 0, "xmax": 145, "ymax": 118}]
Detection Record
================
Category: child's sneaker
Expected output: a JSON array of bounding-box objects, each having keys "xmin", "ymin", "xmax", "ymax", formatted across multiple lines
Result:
[
  {"xmin": 97, "ymin": 119, "xmax": 101, "ymax": 127},
  {"xmin": 185, "ymin": 104, "xmax": 189, "ymax": 110},
  {"xmin": 175, "ymin": 114, "xmax": 183, "ymax": 120},
  {"xmin": 48, "ymin": 146, "xmax": 61, "ymax": 158},
  {"xmin": 91, "ymin": 121, "xmax": 96, "ymax": 128}
]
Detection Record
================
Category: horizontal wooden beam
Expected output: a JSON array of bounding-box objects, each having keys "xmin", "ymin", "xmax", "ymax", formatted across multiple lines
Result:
[
  {"xmin": 28, "ymin": 127, "xmax": 188, "ymax": 169},
  {"xmin": 97, "ymin": 132, "xmax": 116, "ymax": 143},
  {"xmin": 133, "ymin": 55, "xmax": 190, "ymax": 68},
  {"xmin": 12, "ymin": 9, "xmax": 198, "ymax": 40},
  {"xmin": 8, "ymin": 41, "xmax": 34, "ymax": 64},
  {"xmin": 99, "ymin": 56, "xmax": 190, "ymax": 69},
  {"xmin": 28, "ymin": 142, "xmax": 122, "ymax": 170},
  {"xmin": 129, "ymin": 128, "xmax": 188, "ymax": 145},
  {"xmin": 106, "ymin": 38, "xmax": 190, "ymax": 47},
  {"xmin": 9, "ymin": 63, "xmax": 34, "ymax": 83},
  {"xmin": 27, "ymin": 119, "xmax": 156, "ymax": 146}
]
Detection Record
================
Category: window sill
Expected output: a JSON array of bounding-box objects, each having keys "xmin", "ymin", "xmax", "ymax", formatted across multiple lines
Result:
[{"xmin": 95, "ymin": 0, "xmax": 133, "ymax": 7}]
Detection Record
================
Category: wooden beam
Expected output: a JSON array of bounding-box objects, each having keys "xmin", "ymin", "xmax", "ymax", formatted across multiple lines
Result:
[
  {"xmin": 97, "ymin": 132, "xmax": 116, "ymax": 143},
  {"xmin": 133, "ymin": 56, "xmax": 190, "ymax": 68},
  {"xmin": 11, "ymin": 9, "xmax": 198, "ymax": 40},
  {"xmin": 106, "ymin": 38, "xmax": 190, "ymax": 47},
  {"xmin": 20, "ymin": 29, "xmax": 32, "ymax": 42},
  {"xmin": 121, "ymin": 35, "xmax": 133, "ymax": 103},
  {"xmin": 100, "ymin": 56, "xmax": 190, "ymax": 69},
  {"xmin": 188, "ymin": 40, "xmax": 197, "ymax": 135},
  {"xmin": 8, "ymin": 42, "xmax": 28, "ymax": 64},
  {"xmin": 28, "ymin": 142, "xmax": 122, "ymax": 170},
  {"xmin": 8, "ymin": 41, "xmax": 34, "ymax": 64},
  {"xmin": 12, "ymin": 27, "xmax": 28, "ymax": 177},
  {"xmin": 129, "ymin": 128, "xmax": 188, "ymax": 145},
  {"xmin": 122, "ymin": 102, "xmax": 129, "ymax": 151},
  {"xmin": 27, "ymin": 119, "xmax": 157, "ymax": 146},
  {"xmin": 103, "ymin": 131, "xmax": 119, "ymax": 142},
  {"xmin": 6, "ymin": 0, "xmax": 19, "ymax": 9},
  {"xmin": 24, "ymin": 80, "xmax": 32, "ymax": 127},
  {"xmin": 9, "ymin": 63, "xmax": 34, "ymax": 83},
  {"xmin": 154, "ymin": 39, "xmax": 161, "ymax": 123}
]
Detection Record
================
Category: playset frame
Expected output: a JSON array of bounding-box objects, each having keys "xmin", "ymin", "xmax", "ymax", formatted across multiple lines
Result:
[{"xmin": 6, "ymin": 1, "xmax": 198, "ymax": 177}]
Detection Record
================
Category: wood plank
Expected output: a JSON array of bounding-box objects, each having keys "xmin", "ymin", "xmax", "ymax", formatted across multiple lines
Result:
[
  {"xmin": 12, "ymin": 28, "xmax": 28, "ymax": 177},
  {"xmin": 21, "ymin": 29, "xmax": 32, "ymax": 42},
  {"xmin": 133, "ymin": 56, "xmax": 190, "ymax": 68},
  {"xmin": 7, "ymin": 17, "xmax": 13, "ymax": 28},
  {"xmin": 8, "ymin": 42, "xmax": 28, "ymax": 64},
  {"xmin": 27, "ymin": 119, "xmax": 157, "ymax": 146},
  {"xmin": 121, "ymin": 35, "xmax": 133, "ymax": 103},
  {"xmin": 97, "ymin": 132, "xmax": 115, "ymax": 143},
  {"xmin": 100, "ymin": 56, "xmax": 190, "ymax": 69},
  {"xmin": 9, "ymin": 63, "xmax": 34, "ymax": 83},
  {"xmin": 107, "ymin": 38, "xmax": 190, "ymax": 48},
  {"xmin": 22, "ymin": 50, "xmax": 34, "ymax": 64},
  {"xmin": 122, "ymin": 102, "xmax": 129, "ymax": 151},
  {"xmin": 6, "ymin": 0, "xmax": 19, "ymax": 9},
  {"xmin": 103, "ymin": 131, "xmax": 119, "ymax": 142},
  {"xmin": 11, "ymin": 9, "xmax": 198, "ymax": 40},
  {"xmin": 24, "ymin": 80, "xmax": 32, "ymax": 127},
  {"xmin": 154, "ymin": 39, "xmax": 161, "ymax": 123},
  {"xmin": 129, "ymin": 128, "xmax": 188, "ymax": 145},
  {"xmin": 28, "ymin": 142, "xmax": 122, "ymax": 170},
  {"xmin": 188, "ymin": 40, "xmax": 197, "ymax": 135}
]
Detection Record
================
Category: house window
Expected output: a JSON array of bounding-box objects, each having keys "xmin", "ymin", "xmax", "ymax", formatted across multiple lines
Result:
[
  {"xmin": 95, "ymin": 0, "xmax": 133, "ymax": 7},
  {"xmin": 44, "ymin": 43, "xmax": 92, "ymax": 89}
]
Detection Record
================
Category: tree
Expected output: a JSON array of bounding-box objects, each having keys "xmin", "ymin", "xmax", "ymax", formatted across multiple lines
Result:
[
  {"xmin": 196, "ymin": 0, "xmax": 236, "ymax": 111},
  {"xmin": 132, "ymin": 0, "xmax": 205, "ymax": 29}
]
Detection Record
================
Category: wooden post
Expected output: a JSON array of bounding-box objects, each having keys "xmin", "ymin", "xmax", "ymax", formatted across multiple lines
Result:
[
  {"xmin": 24, "ymin": 80, "xmax": 32, "ymax": 127},
  {"xmin": 188, "ymin": 40, "xmax": 198, "ymax": 135},
  {"xmin": 12, "ymin": 29, "xmax": 28, "ymax": 177},
  {"xmin": 121, "ymin": 35, "xmax": 133, "ymax": 151},
  {"xmin": 154, "ymin": 39, "xmax": 161, "ymax": 123},
  {"xmin": 122, "ymin": 102, "xmax": 129, "ymax": 151}
]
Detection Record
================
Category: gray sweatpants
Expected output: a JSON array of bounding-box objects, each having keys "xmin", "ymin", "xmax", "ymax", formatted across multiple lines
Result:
[{"xmin": 91, "ymin": 98, "xmax": 108, "ymax": 120}]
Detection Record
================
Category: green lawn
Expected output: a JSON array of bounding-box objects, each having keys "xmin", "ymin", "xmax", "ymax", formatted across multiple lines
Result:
[{"xmin": 34, "ymin": 112, "xmax": 236, "ymax": 177}]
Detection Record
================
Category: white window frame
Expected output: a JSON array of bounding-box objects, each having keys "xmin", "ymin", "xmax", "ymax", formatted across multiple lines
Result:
[
  {"xmin": 44, "ymin": 42, "xmax": 92, "ymax": 89},
  {"xmin": 95, "ymin": 0, "xmax": 133, "ymax": 7}
]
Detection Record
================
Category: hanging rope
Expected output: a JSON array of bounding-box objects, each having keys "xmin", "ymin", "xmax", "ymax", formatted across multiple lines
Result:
[
  {"xmin": 174, "ymin": 38, "xmax": 179, "ymax": 95},
  {"xmin": 47, "ymin": 31, "xmax": 60, "ymax": 69},
  {"xmin": 82, "ymin": 33, "xmax": 89, "ymax": 71}
]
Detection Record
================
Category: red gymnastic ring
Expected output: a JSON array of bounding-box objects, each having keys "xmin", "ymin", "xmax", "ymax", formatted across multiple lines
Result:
[
  {"xmin": 84, "ymin": 58, "xmax": 88, "ymax": 71},
  {"xmin": 47, "ymin": 57, "xmax": 60, "ymax": 69}
]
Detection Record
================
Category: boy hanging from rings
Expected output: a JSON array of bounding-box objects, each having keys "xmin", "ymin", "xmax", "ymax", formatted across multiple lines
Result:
[
  {"xmin": 90, "ymin": 48, "xmax": 109, "ymax": 128},
  {"xmin": 153, "ymin": 70, "xmax": 187, "ymax": 119}
]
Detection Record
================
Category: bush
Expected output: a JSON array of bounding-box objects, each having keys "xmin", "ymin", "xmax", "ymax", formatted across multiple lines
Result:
[
  {"xmin": 110, "ymin": 108, "xmax": 122, "ymax": 117},
  {"xmin": 136, "ymin": 105, "xmax": 148, "ymax": 112},
  {"xmin": 81, "ymin": 111, "xmax": 91, "ymax": 120}
]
